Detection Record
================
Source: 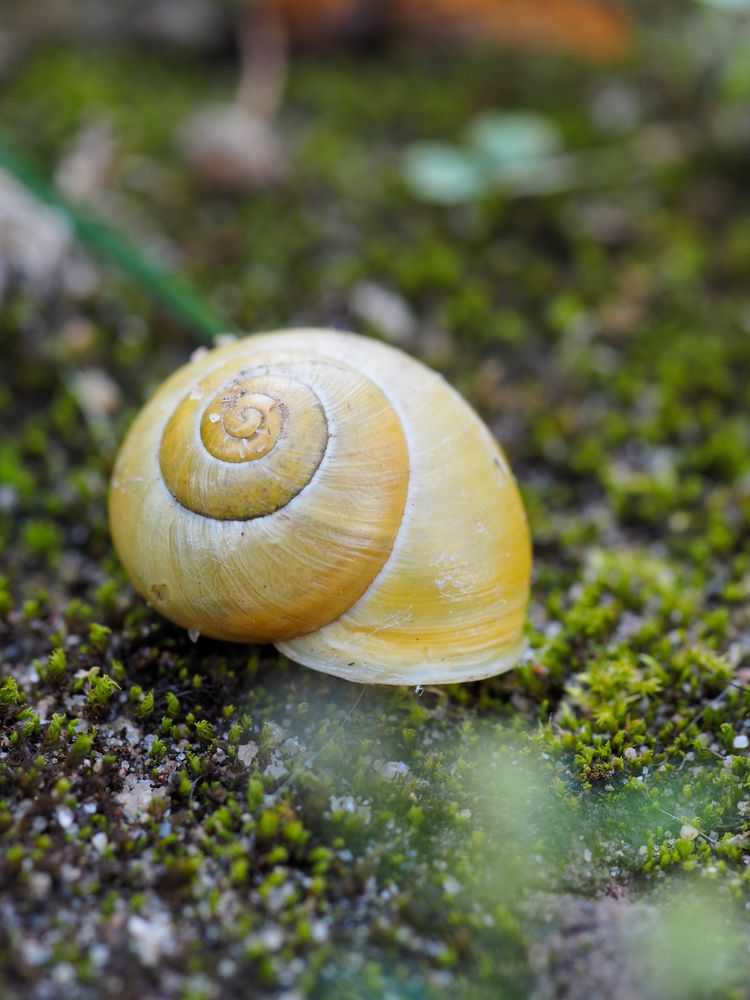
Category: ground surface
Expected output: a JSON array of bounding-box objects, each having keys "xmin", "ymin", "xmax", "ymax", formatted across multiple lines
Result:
[{"xmin": 2, "ymin": 6, "xmax": 750, "ymax": 998}]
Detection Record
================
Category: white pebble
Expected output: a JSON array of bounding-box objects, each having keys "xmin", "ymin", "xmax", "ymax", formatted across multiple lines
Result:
[
  {"xmin": 237, "ymin": 742, "xmax": 259, "ymax": 767},
  {"xmin": 116, "ymin": 779, "xmax": 154, "ymax": 822},
  {"xmin": 380, "ymin": 761, "xmax": 409, "ymax": 780},
  {"xmin": 92, "ymin": 832, "xmax": 108, "ymax": 854},
  {"xmin": 349, "ymin": 282, "xmax": 416, "ymax": 345},
  {"xmin": 258, "ymin": 927, "xmax": 284, "ymax": 952},
  {"xmin": 128, "ymin": 914, "xmax": 174, "ymax": 967},
  {"xmin": 310, "ymin": 920, "xmax": 329, "ymax": 943},
  {"xmin": 56, "ymin": 806, "xmax": 74, "ymax": 830}
]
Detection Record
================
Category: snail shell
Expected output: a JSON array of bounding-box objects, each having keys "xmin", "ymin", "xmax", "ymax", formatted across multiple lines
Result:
[{"xmin": 109, "ymin": 329, "xmax": 531, "ymax": 684}]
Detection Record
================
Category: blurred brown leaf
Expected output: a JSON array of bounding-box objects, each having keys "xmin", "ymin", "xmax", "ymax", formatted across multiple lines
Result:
[{"xmin": 268, "ymin": 0, "xmax": 632, "ymax": 59}]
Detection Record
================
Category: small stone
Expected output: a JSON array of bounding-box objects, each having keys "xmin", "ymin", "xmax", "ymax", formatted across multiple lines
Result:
[
  {"xmin": 56, "ymin": 806, "xmax": 74, "ymax": 830},
  {"xmin": 680, "ymin": 824, "xmax": 699, "ymax": 841},
  {"xmin": 116, "ymin": 778, "xmax": 155, "ymax": 822},
  {"xmin": 0, "ymin": 169, "xmax": 75, "ymax": 291},
  {"xmin": 114, "ymin": 718, "xmax": 143, "ymax": 746},
  {"xmin": 128, "ymin": 914, "xmax": 175, "ymax": 967},
  {"xmin": 237, "ymin": 741, "xmax": 259, "ymax": 767},
  {"xmin": 214, "ymin": 333, "xmax": 237, "ymax": 347},
  {"xmin": 21, "ymin": 940, "xmax": 51, "ymax": 966},
  {"xmin": 349, "ymin": 282, "xmax": 417, "ymax": 345},
  {"xmin": 264, "ymin": 761, "xmax": 288, "ymax": 779},
  {"xmin": 380, "ymin": 760, "xmax": 410, "ymax": 780},
  {"xmin": 330, "ymin": 795, "xmax": 357, "ymax": 813},
  {"xmin": 266, "ymin": 722, "xmax": 285, "ymax": 742},
  {"xmin": 29, "ymin": 872, "xmax": 52, "ymax": 899},
  {"xmin": 56, "ymin": 121, "xmax": 116, "ymax": 200},
  {"xmin": 178, "ymin": 104, "xmax": 287, "ymax": 190},
  {"xmin": 90, "ymin": 944, "xmax": 109, "ymax": 968},
  {"xmin": 92, "ymin": 832, "xmax": 108, "ymax": 853},
  {"xmin": 61, "ymin": 317, "xmax": 97, "ymax": 358},
  {"xmin": 52, "ymin": 962, "xmax": 75, "ymax": 986},
  {"xmin": 69, "ymin": 367, "xmax": 122, "ymax": 417},
  {"xmin": 258, "ymin": 927, "xmax": 284, "ymax": 951},
  {"xmin": 0, "ymin": 485, "xmax": 17, "ymax": 512},
  {"xmin": 733, "ymin": 734, "xmax": 748, "ymax": 749},
  {"xmin": 309, "ymin": 921, "xmax": 329, "ymax": 944}
]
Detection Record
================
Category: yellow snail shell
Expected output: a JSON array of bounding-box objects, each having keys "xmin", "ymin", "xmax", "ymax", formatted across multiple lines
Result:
[{"xmin": 109, "ymin": 328, "xmax": 531, "ymax": 684}]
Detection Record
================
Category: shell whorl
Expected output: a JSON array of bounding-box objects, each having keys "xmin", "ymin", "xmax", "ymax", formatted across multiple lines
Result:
[
  {"xmin": 110, "ymin": 349, "xmax": 410, "ymax": 643},
  {"xmin": 159, "ymin": 362, "xmax": 330, "ymax": 520}
]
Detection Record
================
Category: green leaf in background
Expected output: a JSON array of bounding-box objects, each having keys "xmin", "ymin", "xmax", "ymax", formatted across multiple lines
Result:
[
  {"xmin": 402, "ymin": 111, "xmax": 571, "ymax": 203},
  {"xmin": 467, "ymin": 111, "xmax": 570, "ymax": 194},
  {"xmin": 466, "ymin": 111, "xmax": 562, "ymax": 177},
  {"xmin": 401, "ymin": 141, "xmax": 487, "ymax": 204}
]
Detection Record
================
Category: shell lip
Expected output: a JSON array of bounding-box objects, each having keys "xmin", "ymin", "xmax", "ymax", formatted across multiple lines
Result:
[{"xmin": 274, "ymin": 638, "xmax": 528, "ymax": 686}]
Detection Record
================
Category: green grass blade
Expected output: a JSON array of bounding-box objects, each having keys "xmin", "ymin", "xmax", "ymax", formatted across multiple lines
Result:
[{"xmin": 0, "ymin": 128, "xmax": 229, "ymax": 341}]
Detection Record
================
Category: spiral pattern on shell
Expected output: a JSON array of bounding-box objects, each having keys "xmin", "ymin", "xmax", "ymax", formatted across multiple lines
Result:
[{"xmin": 109, "ymin": 329, "xmax": 531, "ymax": 684}]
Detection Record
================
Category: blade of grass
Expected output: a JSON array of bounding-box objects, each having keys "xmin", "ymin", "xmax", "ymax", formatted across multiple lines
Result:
[{"xmin": 0, "ymin": 128, "xmax": 228, "ymax": 342}]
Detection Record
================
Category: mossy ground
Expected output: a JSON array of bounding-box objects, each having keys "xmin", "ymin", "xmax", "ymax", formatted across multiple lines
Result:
[{"xmin": 2, "ymin": 9, "xmax": 750, "ymax": 998}]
